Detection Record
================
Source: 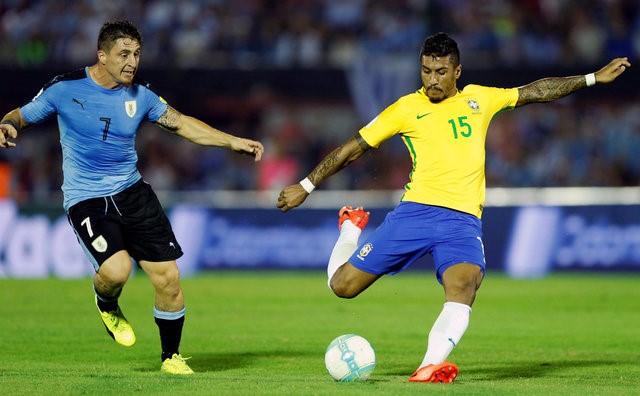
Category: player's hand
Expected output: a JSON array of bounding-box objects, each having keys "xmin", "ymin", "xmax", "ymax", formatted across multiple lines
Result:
[
  {"xmin": 594, "ymin": 57, "xmax": 631, "ymax": 84},
  {"xmin": 0, "ymin": 123, "xmax": 17, "ymax": 148},
  {"xmin": 276, "ymin": 183, "xmax": 308, "ymax": 212},
  {"xmin": 231, "ymin": 138, "xmax": 264, "ymax": 161}
]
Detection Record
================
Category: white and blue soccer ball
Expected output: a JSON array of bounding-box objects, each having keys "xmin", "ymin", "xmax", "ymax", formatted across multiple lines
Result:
[{"xmin": 324, "ymin": 334, "xmax": 376, "ymax": 382}]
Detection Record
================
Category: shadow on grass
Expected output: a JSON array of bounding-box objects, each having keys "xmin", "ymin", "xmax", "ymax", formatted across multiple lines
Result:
[
  {"xmin": 467, "ymin": 359, "xmax": 617, "ymax": 381},
  {"xmin": 133, "ymin": 350, "xmax": 317, "ymax": 373},
  {"xmin": 383, "ymin": 359, "xmax": 617, "ymax": 381}
]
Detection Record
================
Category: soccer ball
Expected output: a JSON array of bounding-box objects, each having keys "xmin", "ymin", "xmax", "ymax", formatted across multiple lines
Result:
[{"xmin": 324, "ymin": 334, "xmax": 376, "ymax": 382}]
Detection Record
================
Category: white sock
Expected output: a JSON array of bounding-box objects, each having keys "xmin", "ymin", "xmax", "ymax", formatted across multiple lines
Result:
[
  {"xmin": 419, "ymin": 301, "xmax": 471, "ymax": 368},
  {"xmin": 327, "ymin": 221, "xmax": 361, "ymax": 287}
]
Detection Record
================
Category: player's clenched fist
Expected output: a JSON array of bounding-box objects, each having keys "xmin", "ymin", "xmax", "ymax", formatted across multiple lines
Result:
[
  {"xmin": 277, "ymin": 183, "xmax": 308, "ymax": 212},
  {"xmin": 0, "ymin": 123, "xmax": 17, "ymax": 148}
]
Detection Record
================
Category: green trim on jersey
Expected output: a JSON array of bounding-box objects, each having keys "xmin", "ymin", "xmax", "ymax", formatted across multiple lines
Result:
[{"xmin": 359, "ymin": 85, "xmax": 519, "ymax": 218}]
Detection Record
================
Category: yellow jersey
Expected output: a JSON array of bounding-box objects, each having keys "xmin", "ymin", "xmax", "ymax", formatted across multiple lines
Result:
[{"xmin": 359, "ymin": 84, "xmax": 519, "ymax": 218}]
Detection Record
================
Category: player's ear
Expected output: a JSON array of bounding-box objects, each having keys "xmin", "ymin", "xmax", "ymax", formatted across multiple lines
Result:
[
  {"xmin": 97, "ymin": 50, "xmax": 107, "ymax": 65},
  {"xmin": 455, "ymin": 64, "xmax": 462, "ymax": 80}
]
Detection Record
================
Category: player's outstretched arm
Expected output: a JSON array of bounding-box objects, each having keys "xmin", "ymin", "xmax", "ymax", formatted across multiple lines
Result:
[
  {"xmin": 0, "ymin": 108, "xmax": 29, "ymax": 148},
  {"xmin": 276, "ymin": 134, "xmax": 370, "ymax": 212},
  {"xmin": 155, "ymin": 105, "xmax": 264, "ymax": 161},
  {"xmin": 516, "ymin": 57, "xmax": 631, "ymax": 107}
]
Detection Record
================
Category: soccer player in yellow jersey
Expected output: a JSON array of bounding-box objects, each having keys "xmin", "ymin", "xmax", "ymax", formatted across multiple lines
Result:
[{"xmin": 276, "ymin": 32, "xmax": 630, "ymax": 383}]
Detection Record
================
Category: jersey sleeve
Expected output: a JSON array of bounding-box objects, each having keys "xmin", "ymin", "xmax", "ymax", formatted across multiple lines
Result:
[
  {"xmin": 358, "ymin": 99, "xmax": 407, "ymax": 148},
  {"xmin": 478, "ymin": 85, "xmax": 519, "ymax": 115},
  {"xmin": 19, "ymin": 85, "xmax": 59, "ymax": 125},
  {"xmin": 143, "ymin": 86, "xmax": 169, "ymax": 122}
]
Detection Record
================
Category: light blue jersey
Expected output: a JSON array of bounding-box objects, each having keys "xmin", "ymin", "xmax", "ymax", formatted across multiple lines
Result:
[{"xmin": 20, "ymin": 67, "xmax": 168, "ymax": 210}]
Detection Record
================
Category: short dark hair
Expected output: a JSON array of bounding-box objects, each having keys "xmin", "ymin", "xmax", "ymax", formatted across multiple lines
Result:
[
  {"xmin": 97, "ymin": 20, "xmax": 143, "ymax": 52},
  {"xmin": 420, "ymin": 32, "xmax": 460, "ymax": 66}
]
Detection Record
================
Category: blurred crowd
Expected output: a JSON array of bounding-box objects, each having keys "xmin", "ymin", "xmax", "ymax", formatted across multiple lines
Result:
[
  {"xmin": 0, "ymin": 0, "xmax": 427, "ymax": 69},
  {"xmin": 1, "ymin": 0, "xmax": 640, "ymax": 68},
  {"xmin": 1, "ymin": 0, "xmax": 639, "ymax": 203}
]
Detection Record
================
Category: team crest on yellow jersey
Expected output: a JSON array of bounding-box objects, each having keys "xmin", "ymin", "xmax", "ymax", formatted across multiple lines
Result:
[
  {"xmin": 466, "ymin": 99, "xmax": 480, "ymax": 111},
  {"xmin": 125, "ymin": 100, "xmax": 137, "ymax": 118}
]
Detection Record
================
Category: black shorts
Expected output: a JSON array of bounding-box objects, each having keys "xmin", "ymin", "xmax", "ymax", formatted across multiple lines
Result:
[{"xmin": 67, "ymin": 179, "xmax": 183, "ymax": 271}]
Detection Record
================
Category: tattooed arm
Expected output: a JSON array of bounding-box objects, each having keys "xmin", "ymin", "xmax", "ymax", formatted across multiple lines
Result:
[
  {"xmin": 307, "ymin": 134, "xmax": 370, "ymax": 186},
  {"xmin": 277, "ymin": 133, "xmax": 371, "ymax": 212},
  {"xmin": 154, "ymin": 105, "xmax": 263, "ymax": 161},
  {"xmin": 516, "ymin": 57, "xmax": 630, "ymax": 107}
]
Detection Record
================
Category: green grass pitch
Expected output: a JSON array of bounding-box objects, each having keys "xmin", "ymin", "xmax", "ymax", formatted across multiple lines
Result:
[{"xmin": 1, "ymin": 270, "xmax": 639, "ymax": 395}]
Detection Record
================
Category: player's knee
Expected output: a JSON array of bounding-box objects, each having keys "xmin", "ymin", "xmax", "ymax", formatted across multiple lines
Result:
[
  {"xmin": 444, "ymin": 264, "xmax": 482, "ymax": 288},
  {"xmin": 329, "ymin": 279, "xmax": 359, "ymax": 299},
  {"xmin": 98, "ymin": 251, "xmax": 133, "ymax": 288},
  {"xmin": 153, "ymin": 266, "xmax": 182, "ymax": 295},
  {"xmin": 158, "ymin": 267, "xmax": 180, "ymax": 289},
  {"xmin": 450, "ymin": 275, "xmax": 478, "ymax": 293},
  {"xmin": 96, "ymin": 267, "xmax": 129, "ymax": 289},
  {"xmin": 442, "ymin": 264, "xmax": 483, "ymax": 304},
  {"xmin": 330, "ymin": 264, "xmax": 377, "ymax": 299}
]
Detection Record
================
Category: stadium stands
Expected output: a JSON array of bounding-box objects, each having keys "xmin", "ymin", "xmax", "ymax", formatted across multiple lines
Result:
[{"xmin": 0, "ymin": 0, "xmax": 639, "ymax": 203}]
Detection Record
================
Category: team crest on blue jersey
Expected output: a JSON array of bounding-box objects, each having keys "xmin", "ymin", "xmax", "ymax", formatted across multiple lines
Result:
[
  {"xmin": 356, "ymin": 243, "xmax": 373, "ymax": 261},
  {"xmin": 91, "ymin": 235, "xmax": 108, "ymax": 253},
  {"xmin": 125, "ymin": 100, "xmax": 137, "ymax": 118},
  {"xmin": 466, "ymin": 99, "xmax": 480, "ymax": 111}
]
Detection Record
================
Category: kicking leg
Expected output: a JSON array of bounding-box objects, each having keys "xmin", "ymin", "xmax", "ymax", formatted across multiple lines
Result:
[
  {"xmin": 328, "ymin": 206, "xmax": 379, "ymax": 298},
  {"xmin": 331, "ymin": 263, "xmax": 380, "ymax": 299}
]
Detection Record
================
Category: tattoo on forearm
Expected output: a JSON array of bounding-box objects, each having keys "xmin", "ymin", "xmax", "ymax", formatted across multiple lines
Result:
[
  {"xmin": 518, "ymin": 76, "xmax": 586, "ymax": 106},
  {"xmin": 309, "ymin": 147, "xmax": 342, "ymax": 185},
  {"xmin": 156, "ymin": 106, "xmax": 181, "ymax": 132},
  {"xmin": 308, "ymin": 136, "xmax": 368, "ymax": 185}
]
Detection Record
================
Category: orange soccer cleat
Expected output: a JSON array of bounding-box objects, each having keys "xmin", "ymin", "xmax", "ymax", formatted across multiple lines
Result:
[
  {"xmin": 408, "ymin": 362, "xmax": 459, "ymax": 383},
  {"xmin": 338, "ymin": 206, "xmax": 370, "ymax": 230}
]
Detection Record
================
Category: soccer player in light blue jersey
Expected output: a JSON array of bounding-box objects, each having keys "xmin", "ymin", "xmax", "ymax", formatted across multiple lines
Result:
[{"xmin": 0, "ymin": 20, "xmax": 264, "ymax": 375}]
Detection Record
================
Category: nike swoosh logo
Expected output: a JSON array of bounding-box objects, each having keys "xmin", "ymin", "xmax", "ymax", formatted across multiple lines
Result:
[{"xmin": 416, "ymin": 113, "xmax": 431, "ymax": 119}]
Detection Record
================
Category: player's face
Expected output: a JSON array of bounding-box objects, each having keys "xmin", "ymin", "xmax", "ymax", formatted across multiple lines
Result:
[
  {"xmin": 420, "ymin": 54, "xmax": 461, "ymax": 103},
  {"xmin": 101, "ymin": 38, "xmax": 141, "ymax": 86}
]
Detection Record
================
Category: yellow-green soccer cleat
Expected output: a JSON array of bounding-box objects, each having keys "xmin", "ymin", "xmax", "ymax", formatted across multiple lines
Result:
[
  {"xmin": 95, "ymin": 297, "xmax": 136, "ymax": 347},
  {"xmin": 161, "ymin": 354, "xmax": 194, "ymax": 375}
]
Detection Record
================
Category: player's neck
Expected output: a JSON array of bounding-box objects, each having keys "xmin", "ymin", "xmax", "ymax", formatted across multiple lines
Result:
[{"xmin": 88, "ymin": 64, "xmax": 122, "ymax": 90}]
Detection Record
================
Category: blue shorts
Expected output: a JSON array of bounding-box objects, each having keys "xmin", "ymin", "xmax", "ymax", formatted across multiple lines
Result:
[{"xmin": 349, "ymin": 202, "xmax": 485, "ymax": 283}]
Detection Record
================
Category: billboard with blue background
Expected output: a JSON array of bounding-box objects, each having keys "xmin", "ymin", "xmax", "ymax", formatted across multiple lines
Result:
[{"xmin": 2, "ymin": 196, "xmax": 640, "ymax": 279}]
